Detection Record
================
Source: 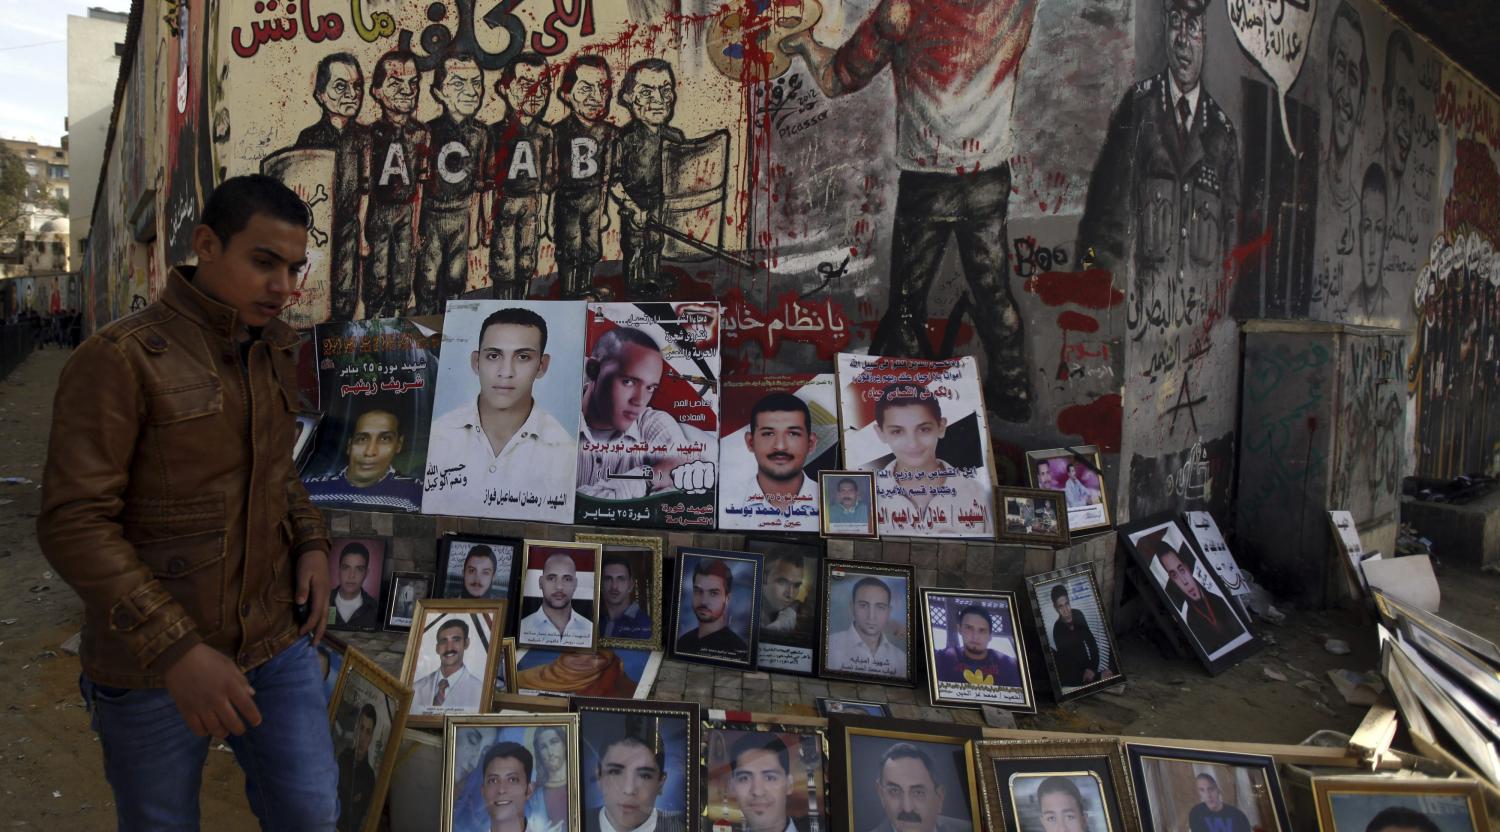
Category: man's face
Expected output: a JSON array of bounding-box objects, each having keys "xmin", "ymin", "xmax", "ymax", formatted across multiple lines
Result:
[
  {"xmin": 346, "ymin": 410, "xmax": 402, "ymax": 487},
  {"xmin": 1160, "ymin": 551, "xmax": 1203, "ymax": 602},
  {"xmin": 339, "ymin": 553, "xmax": 368, "ymax": 597},
  {"xmin": 1038, "ymin": 790, "xmax": 1087, "ymax": 832},
  {"xmin": 435, "ymin": 624, "xmax": 469, "ymax": 670},
  {"xmin": 958, "ymin": 612, "xmax": 993, "ymax": 659},
  {"xmin": 602, "ymin": 563, "xmax": 635, "ymax": 609},
  {"xmin": 693, "ymin": 572, "xmax": 729, "ymax": 625},
  {"xmin": 875, "ymin": 405, "xmax": 946, "ymax": 470},
  {"xmin": 434, "ymin": 58, "xmax": 483, "ymax": 117},
  {"xmin": 1166, "ymin": 6, "xmax": 1206, "ymax": 92},
  {"xmin": 1359, "ymin": 188, "xmax": 1387, "ymax": 291},
  {"xmin": 730, "ymin": 748, "xmax": 792, "ymax": 832},
  {"xmin": 1053, "ymin": 594, "xmax": 1074, "ymax": 624},
  {"xmin": 190, "ymin": 213, "xmax": 307, "ymax": 328},
  {"xmin": 463, "ymin": 553, "xmax": 495, "ymax": 598},
  {"xmin": 316, "ymin": 60, "xmax": 364, "ymax": 119},
  {"xmin": 837, "ymin": 481, "xmax": 859, "ymax": 508},
  {"xmin": 1037, "ymin": 464, "xmax": 1050, "ymax": 484},
  {"xmin": 853, "ymin": 583, "xmax": 892, "ymax": 639},
  {"xmin": 1328, "ymin": 20, "xmax": 1364, "ymax": 154},
  {"xmin": 746, "ymin": 409, "xmax": 814, "ymax": 483},
  {"xmin": 1386, "ymin": 51, "xmax": 1415, "ymax": 176},
  {"xmin": 482, "ymin": 755, "xmax": 533, "ymax": 824},
  {"xmin": 876, "ymin": 756, "xmax": 944, "ymax": 832},
  {"xmin": 372, "ymin": 58, "xmax": 419, "ymax": 115},
  {"xmin": 626, "ymin": 67, "xmax": 676, "ymax": 127},
  {"xmin": 354, "ymin": 713, "xmax": 375, "ymax": 759},
  {"xmin": 504, "ymin": 62, "xmax": 552, "ymax": 120},
  {"xmin": 540, "ymin": 555, "xmax": 578, "ymax": 610},
  {"xmin": 590, "ymin": 342, "xmax": 664, "ymax": 433},
  {"xmin": 567, "ymin": 64, "xmax": 610, "ymax": 122},
  {"xmin": 764, "ymin": 560, "xmax": 803, "ymax": 613},
  {"xmin": 1197, "ymin": 777, "xmax": 1224, "ymax": 812},
  {"xmin": 599, "ymin": 742, "xmax": 665, "ymax": 830},
  {"xmin": 471, "ymin": 322, "xmax": 549, "ymax": 413}
]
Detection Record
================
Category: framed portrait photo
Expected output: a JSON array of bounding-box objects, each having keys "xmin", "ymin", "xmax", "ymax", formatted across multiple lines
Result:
[
  {"xmin": 920, "ymin": 588, "xmax": 1035, "ymax": 712},
  {"xmin": 744, "ymin": 537, "xmax": 822, "ymax": 677},
  {"xmin": 815, "ymin": 697, "xmax": 891, "ymax": 718},
  {"xmin": 819, "ymin": 470, "xmax": 878, "ymax": 538},
  {"xmin": 385, "ymin": 571, "xmax": 432, "ymax": 632},
  {"xmin": 819, "ymin": 560, "xmax": 915, "ymax": 687},
  {"xmin": 572, "ymin": 698, "xmax": 701, "ymax": 832},
  {"xmin": 1027, "ymin": 446, "xmax": 1111, "ymax": 533},
  {"xmin": 704, "ymin": 718, "xmax": 829, "ymax": 832},
  {"xmin": 996, "ymin": 487, "xmax": 1071, "ymax": 546},
  {"xmin": 438, "ymin": 534, "xmax": 522, "ymax": 603},
  {"xmin": 328, "ymin": 648, "xmax": 412, "ymax": 832},
  {"xmin": 1126, "ymin": 743, "xmax": 1289, "ymax": 832},
  {"xmin": 493, "ymin": 638, "xmax": 517, "ymax": 697},
  {"xmin": 670, "ymin": 547, "xmax": 763, "ymax": 669},
  {"xmin": 1311, "ymin": 776, "xmax": 1489, "ymax": 832},
  {"xmin": 1120, "ymin": 515, "xmax": 1261, "ymax": 675},
  {"xmin": 577, "ymin": 532, "xmax": 664, "ymax": 651},
  {"xmin": 831, "ymin": 716, "xmax": 981, "ymax": 832},
  {"xmin": 517, "ymin": 541, "xmax": 602, "ymax": 651},
  {"xmin": 441, "ymin": 714, "xmax": 581, "ymax": 832},
  {"xmin": 718, "ymin": 373, "xmax": 841, "ymax": 534},
  {"xmin": 293, "ymin": 411, "xmax": 321, "ymax": 472},
  {"xmin": 974, "ymin": 739, "xmax": 1138, "ymax": 832},
  {"xmin": 328, "ymin": 537, "xmax": 389, "ymax": 632},
  {"xmin": 398, "ymin": 599, "xmax": 506, "ymax": 728},
  {"xmin": 1025, "ymin": 564, "xmax": 1125, "ymax": 702},
  {"xmin": 515, "ymin": 646, "xmax": 664, "ymax": 699}
]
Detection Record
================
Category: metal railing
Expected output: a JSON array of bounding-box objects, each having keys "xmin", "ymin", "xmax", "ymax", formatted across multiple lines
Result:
[{"xmin": 0, "ymin": 323, "xmax": 38, "ymax": 381}]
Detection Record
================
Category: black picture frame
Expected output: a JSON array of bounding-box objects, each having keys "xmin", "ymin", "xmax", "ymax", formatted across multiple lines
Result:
[
  {"xmin": 384, "ymin": 570, "xmax": 432, "ymax": 632},
  {"xmin": 743, "ymin": 536, "xmax": 823, "ymax": 677},
  {"xmin": 919, "ymin": 588, "xmax": 1036, "ymax": 712},
  {"xmin": 1127, "ymin": 743, "xmax": 1291, "ymax": 832},
  {"xmin": 435, "ymin": 533, "xmax": 522, "ymax": 606},
  {"xmin": 1025, "ymin": 563, "xmax": 1126, "ymax": 703},
  {"xmin": 815, "ymin": 697, "xmax": 892, "ymax": 718},
  {"xmin": 818, "ymin": 560, "xmax": 916, "ymax": 687},
  {"xmin": 995, "ymin": 486, "xmax": 1071, "ymax": 546},
  {"xmin": 669, "ymin": 546, "xmax": 763, "ymax": 670},
  {"xmin": 975, "ymin": 738, "xmax": 1138, "ymax": 832},
  {"xmin": 572, "ymin": 697, "xmax": 701, "ymax": 832},
  {"xmin": 703, "ymin": 716, "xmax": 830, "ymax": 832}
]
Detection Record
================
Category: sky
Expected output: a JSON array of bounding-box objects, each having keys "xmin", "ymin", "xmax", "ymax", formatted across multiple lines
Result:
[{"xmin": 0, "ymin": 0, "xmax": 133, "ymax": 147}]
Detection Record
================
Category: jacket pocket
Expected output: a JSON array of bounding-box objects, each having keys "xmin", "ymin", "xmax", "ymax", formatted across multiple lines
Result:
[
  {"xmin": 145, "ymin": 377, "xmax": 223, "ymax": 426},
  {"xmin": 134, "ymin": 530, "xmax": 227, "ymax": 637}
]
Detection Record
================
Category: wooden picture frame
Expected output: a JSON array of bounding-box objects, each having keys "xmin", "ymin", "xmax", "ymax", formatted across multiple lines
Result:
[
  {"xmin": 830, "ymin": 715, "xmax": 981, "ymax": 832},
  {"xmin": 1026, "ymin": 445, "xmax": 1112, "ymax": 533},
  {"xmin": 1126, "ymin": 743, "xmax": 1290, "ymax": 831},
  {"xmin": 819, "ymin": 559, "xmax": 916, "ymax": 687},
  {"xmin": 1311, "ymin": 775, "xmax": 1489, "ymax": 831},
  {"xmin": 669, "ymin": 546, "xmax": 763, "ymax": 669},
  {"xmin": 996, "ymin": 486, "xmax": 1071, "ymax": 546},
  {"xmin": 441, "ymin": 713, "xmax": 582, "ymax": 832},
  {"xmin": 327, "ymin": 647, "xmax": 413, "ymax": 832},
  {"xmin": 743, "ymin": 536, "xmax": 823, "ymax": 677},
  {"xmin": 1025, "ymin": 563, "xmax": 1126, "ymax": 703},
  {"xmin": 577, "ymin": 532, "xmax": 665, "ymax": 651},
  {"xmin": 516, "ymin": 540, "xmax": 602, "ymax": 652},
  {"xmin": 398, "ymin": 598, "xmax": 506, "ymax": 729},
  {"xmin": 815, "ymin": 697, "xmax": 891, "ymax": 717},
  {"xmin": 818, "ymin": 470, "xmax": 878, "ymax": 538},
  {"xmin": 703, "ymin": 716, "xmax": 830, "ymax": 832},
  {"xmin": 974, "ymin": 738, "xmax": 1139, "ymax": 832},
  {"xmin": 493, "ymin": 637, "xmax": 517, "ymax": 696},
  {"xmin": 572, "ymin": 697, "xmax": 701, "ymax": 831},
  {"xmin": 919, "ymin": 587, "xmax": 1036, "ymax": 712}
]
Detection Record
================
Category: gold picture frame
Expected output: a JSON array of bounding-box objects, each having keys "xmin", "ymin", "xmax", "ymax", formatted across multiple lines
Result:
[
  {"xmin": 398, "ymin": 598, "xmax": 507, "ymax": 729},
  {"xmin": 995, "ymin": 486, "xmax": 1071, "ymax": 546},
  {"xmin": 832, "ymin": 716, "xmax": 982, "ymax": 832},
  {"xmin": 441, "ymin": 713, "xmax": 582, "ymax": 832},
  {"xmin": 818, "ymin": 470, "xmax": 878, "ymax": 538},
  {"xmin": 975, "ymin": 738, "xmax": 1140, "ymax": 832},
  {"xmin": 327, "ymin": 646, "xmax": 413, "ymax": 832},
  {"xmin": 1311, "ymin": 775, "xmax": 1489, "ymax": 831},
  {"xmin": 576, "ymin": 532, "xmax": 665, "ymax": 651}
]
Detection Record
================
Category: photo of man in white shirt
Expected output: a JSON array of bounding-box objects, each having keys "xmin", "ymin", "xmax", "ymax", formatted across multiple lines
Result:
[
  {"xmin": 718, "ymin": 392, "xmax": 821, "ymax": 531},
  {"xmin": 824, "ymin": 575, "xmax": 908, "ymax": 680},
  {"xmin": 411, "ymin": 617, "xmax": 485, "ymax": 715},
  {"xmin": 518, "ymin": 549, "xmax": 596, "ymax": 649}
]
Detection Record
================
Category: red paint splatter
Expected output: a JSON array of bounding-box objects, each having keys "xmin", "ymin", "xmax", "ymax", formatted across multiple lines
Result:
[
  {"xmin": 1057, "ymin": 310, "xmax": 1098, "ymax": 332},
  {"xmin": 1055, "ymin": 393, "xmax": 1123, "ymax": 453},
  {"xmin": 1023, "ymin": 269, "xmax": 1124, "ymax": 308}
]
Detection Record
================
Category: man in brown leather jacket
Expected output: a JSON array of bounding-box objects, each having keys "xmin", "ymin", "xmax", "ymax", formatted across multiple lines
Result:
[{"xmin": 38, "ymin": 175, "xmax": 340, "ymax": 830}]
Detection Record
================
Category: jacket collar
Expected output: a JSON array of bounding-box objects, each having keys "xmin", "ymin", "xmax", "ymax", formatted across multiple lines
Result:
[{"xmin": 162, "ymin": 266, "xmax": 300, "ymax": 349}]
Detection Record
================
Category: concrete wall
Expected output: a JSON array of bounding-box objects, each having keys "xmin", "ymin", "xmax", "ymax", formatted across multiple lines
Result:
[
  {"xmin": 84, "ymin": 0, "xmax": 1500, "ymax": 544},
  {"xmin": 67, "ymin": 12, "xmax": 129, "ymax": 268}
]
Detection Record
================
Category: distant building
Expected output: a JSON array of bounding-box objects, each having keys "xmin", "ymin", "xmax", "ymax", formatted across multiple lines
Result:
[
  {"xmin": 67, "ymin": 7, "xmax": 128, "ymax": 267},
  {"xmin": 0, "ymin": 138, "xmax": 69, "ymax": 233}
]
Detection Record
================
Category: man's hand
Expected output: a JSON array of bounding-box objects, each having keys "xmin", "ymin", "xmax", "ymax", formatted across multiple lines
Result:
[
  {"xmin": 296, "ymin": 549, "xmax": 330, "ymax": 644},
  {"xmin": 164, "ymin": 643, "xmax": 262, "ymax": 739},
  {"xmin": 1082, "ymin": 668, "xmax": 1097, "ymax": 683}
]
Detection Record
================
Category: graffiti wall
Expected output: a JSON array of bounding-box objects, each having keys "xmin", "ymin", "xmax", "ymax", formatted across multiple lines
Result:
[{"xmin": 84, "ymin": 0, "xmax": 1500, "ymax": 529}]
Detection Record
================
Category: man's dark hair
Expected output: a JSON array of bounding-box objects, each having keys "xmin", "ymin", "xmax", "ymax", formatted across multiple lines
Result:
[
  {"xmin": 878, "ymin": 743, "xmax": 936, "ymax": 782},
  {"xmin": 432, "ymin": 50, "xmax": 479, "ymax": 91},
  {"xmin": 873, "ymin": 383, "xmax": 942, "ymax": 426},
  {"xmin": 1195, "ymin": 772, "xmax": 1218, "ymax": 787},
  {"xmin": 693, "ymin": 558, "xmax": 734, "ymax": 596},
  {"xmin": 1366, "ymin": 806, "xmax": 1439, "ymax": 832},
  {"xmin": 314, "ymin": 52, "xmax": 362, "ymax": 98},
  {"xmin": 463, "ymin": 545, "xmax": 497, "ymax": 570},
  {"xmin": 371, "ymin": 49, "xmax": 418, "ymax": 91},
  {"xmin": 481, "ymin": 741, "xmax": 534, "ymax": 782},
  {"xmin": 339, "ymin": 542, "xmax": 371, "ymax": 567},
  {"xmin": 1382, "ymin": 30, "xmax": 1414, "ymax": 111},
  {"xmin": 358, "ymin": 702, "xmax": 377, "ymax": 727},
  {"xmin": 620, "ymin": 57, "xmax": 675, "ymax": 101},
  {"xmin": 1328, "ymin": 2, "xmax": 1368, "ymax": 85},
  {"xmin": 730, "ymin": 732, "xmax": 789, "ymax": 775},
  {"xmin": 351, "ymin": 406, "xmax": 403, "ymax": 437},
  {"xmin": 437, "ymin": 618, "xmax": 470, "ymax": 640},
  {"xmin": 499, "ymin": 52, "xmax": 549, "ymax": 90},
  {"xmin": 851, "ymin": 576, "xmax": 891, "ymax": 604},
  {"xmin": 478, "ymin": 306, "xmax": 549, "ymax": 353},
  {"xmin": 1362, "ymin": 162, "xmax": 1388, "ymax": 205},
  {"xmin": 1051, "ymin": 584, "xmax": 1070, "ymax": 605},
  {"xmin": 597, "ymin": 733, "xmax": 665, "ymax": 775},
  {"xmin": 559, "ymin": 54, "xmax": 612, "ymax": 98},
  {"xmin": 957, "ymin": 605, "xmax": 992, "ymax": 631},
  {"xmin": 590, "ymin": 326, "xmax": 660, "ymax": 365},
  {"xmin": 602, "ymin": 554, "xmax": 636, "ymax": 581},
  {"xmin": 837, "ymin": 477, "xmax": 859, "ymax": 491},
  {"xmin": 750, "ymin": 392, "xmax": 811, "ymax": 433},
  {"xmin": 767, "ymin": 553, "xmax": 803, "ymax": 574},
  {"xmin": 199, "ymin": 175, "xmax": 310, "ymax": 245},
  {"xmin": 1036, "ymin": 776, "xmax": 1086, "ymax": 814}
]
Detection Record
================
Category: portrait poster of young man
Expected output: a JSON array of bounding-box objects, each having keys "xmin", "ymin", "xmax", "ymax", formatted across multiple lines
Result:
[
  {"xmin": 717, "ymin": 374, "xmax": 840, "ymax": 533},
  {"xmin": 836, "ymin": 354, "xmax": 997, "ymax": 539}
]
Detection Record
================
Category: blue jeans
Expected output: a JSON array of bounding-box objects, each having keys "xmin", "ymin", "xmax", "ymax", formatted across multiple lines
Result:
[{"xmin": 81, "ymin": 636, "xmax": 339, "ymax": 831}]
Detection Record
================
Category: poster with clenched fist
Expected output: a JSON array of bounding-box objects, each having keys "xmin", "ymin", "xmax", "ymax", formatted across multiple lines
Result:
[{"xmin": 574, "ymin": 302, "xmax": 721, "ymax": 529}]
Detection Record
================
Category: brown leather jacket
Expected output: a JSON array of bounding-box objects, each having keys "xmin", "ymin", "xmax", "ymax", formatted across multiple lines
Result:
[{"xmin": 38, "ymin": 268, "xmax": 330, "ymax": 688}]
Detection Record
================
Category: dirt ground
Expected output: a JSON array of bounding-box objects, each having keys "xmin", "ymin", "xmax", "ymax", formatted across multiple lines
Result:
[{"xmin": 3, "ymin": 345, "xmax": 1499, "ymax": 830}]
